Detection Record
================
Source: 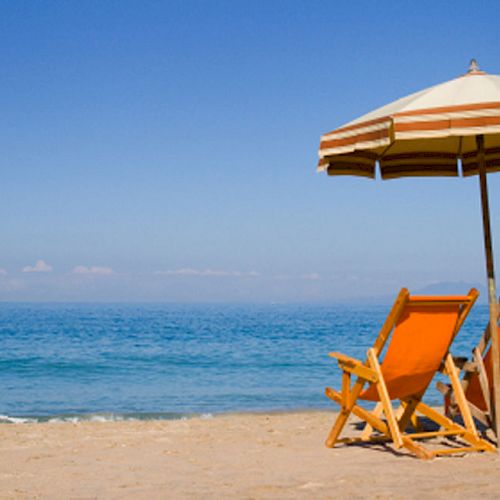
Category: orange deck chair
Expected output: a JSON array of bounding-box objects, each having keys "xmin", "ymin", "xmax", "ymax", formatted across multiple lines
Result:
[
  {"xmin": 439, "ymin": 318, "xmax": 500, "ymax": 431},
  {"xmin": 325, "ymin": 288, "xmax": 495, "ymax": 459}
]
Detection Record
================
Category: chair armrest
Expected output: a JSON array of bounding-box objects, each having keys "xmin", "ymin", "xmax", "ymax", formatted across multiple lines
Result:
[
  {"xmin": 436, "ymin": 381, "xmax": 451, "ymax": 396},
  {"xmin": 328, "ymin": 352, "xmax": 378, "ymax": 383},
  {"xmin": 442, "ymin": 356, "xmax": 477, "ymax": 373},
  {"xmin": 328, "ymin": 352, "xmax": 362, "ymax": 365}
]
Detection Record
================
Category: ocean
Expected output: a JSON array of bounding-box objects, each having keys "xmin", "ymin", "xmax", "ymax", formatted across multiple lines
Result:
[{"xmin": 0, "ymin": 301, "xmax": 489, "ymax": 423}]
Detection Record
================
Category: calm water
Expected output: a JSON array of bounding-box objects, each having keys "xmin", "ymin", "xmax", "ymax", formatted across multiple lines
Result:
[{"xmin": 0, "ymin": 302, "xmax": 489, "ymax": 422}]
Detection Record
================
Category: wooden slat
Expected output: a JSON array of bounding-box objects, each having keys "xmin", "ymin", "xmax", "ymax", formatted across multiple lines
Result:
[
  {"xmin": 341, "ymin": 372, "xmax": 351, "ymax": 410},
  {"xmin": 398, "ymin": 397, "xmax": 422, "ymax": 433},
  {"xmin": 410, "ymin": 430, "xmax": 464, "ymax": 439},
  {"xmin": 436, "ymin": 381, "xmax": 451, "ymax": 396},
  {"xmin": 400, "ymin": 437, "xmax": 434, "ymax": 460},
  {"xmin": 325, "ymin": 388, "xmax": 390, "ymax": 436},
  {"xmin": 408, "ymin": 299, "xmax": 473, "ymax": 306},
  {"xmin": 469, "ymin": 402, "xmax": 492, "ymax": 428},
  {"xmin": 452, "ymin": 288, "xmax": 479, "ymax": 338},
  {"xmin": 325, "ymin": 377, "xmax": 368, "ymax": 447},
  {"xmin": 474, "ymin": 346, "xmax": 492, "ymax": 419},
  {"xmin": 445, "ymin": 354, "xmax": 478, "ymax": 437},
  {"xmin": 372, "ymin": 289, "xmax": 409, "ymax": 356},
  {"xmin": 329, "ymin": 352, "xmax": 379, "ymax": 383},
  {"xmin": 328, "ymin": 352, "xmax": 360, "ymax": 364},
  {"xmin": 367, "ymin": 348, "xmax": 403, "ymax": 448},
  {"xmin": 338, "ymin": 361, "xmax": 378, "ymax": 383}
]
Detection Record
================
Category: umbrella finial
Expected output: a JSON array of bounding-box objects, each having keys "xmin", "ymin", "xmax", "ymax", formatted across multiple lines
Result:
[{"xmin": 468, "ymin": 58, "xmax": 481, "ymax": 73}]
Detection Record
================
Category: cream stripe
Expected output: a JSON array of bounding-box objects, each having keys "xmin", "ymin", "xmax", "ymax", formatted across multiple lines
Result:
[{"xmin": 321, "ymin": 120, "xmax": 391, "ymax": 141}]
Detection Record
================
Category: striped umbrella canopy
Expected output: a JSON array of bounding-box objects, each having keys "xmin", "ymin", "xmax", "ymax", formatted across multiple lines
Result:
[{"xmin": 317, "ymin": 60, "xmax": 500, "ymax": 442}]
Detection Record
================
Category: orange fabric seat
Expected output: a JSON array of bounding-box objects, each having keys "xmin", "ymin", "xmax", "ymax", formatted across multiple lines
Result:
[
  {"xmin": 464, "ymin": 327, "xmax": 500, "ymax": 412},
  {"xmin": 360, "ymin": 301, "xmax": 466, "ymax": 401}
]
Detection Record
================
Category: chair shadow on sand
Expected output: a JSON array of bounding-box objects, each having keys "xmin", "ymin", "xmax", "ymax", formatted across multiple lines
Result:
[{"xmin": 344, "ymin": 413, "xmax": 494, "ymax": 459}]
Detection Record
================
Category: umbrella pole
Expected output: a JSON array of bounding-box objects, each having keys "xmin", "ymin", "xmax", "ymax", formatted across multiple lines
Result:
[{"xmin": 476, "ymin": 134, "xmax": 500, "ymax": 442}]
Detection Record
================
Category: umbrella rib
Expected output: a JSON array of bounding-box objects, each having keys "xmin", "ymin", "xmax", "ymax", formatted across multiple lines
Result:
[{"xmin": 378, "ymin": 141, "xmax": 397, "ymax": 160}]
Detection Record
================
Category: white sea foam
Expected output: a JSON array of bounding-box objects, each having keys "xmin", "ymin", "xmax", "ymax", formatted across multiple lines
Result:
[
  {"xmin": 47, "ymin": 417, "xmax": 80, "ymax": 423},
  {"xmin": 47, "ymin": 414, "xmax": 137, "ymax": 423},
  {"xmin": 0, "ymin": 412, "xmax": 208, "ymax": 424},
  {"xmin": 0, "ymin": 414, "xmax": 36, "ymax": 424}
]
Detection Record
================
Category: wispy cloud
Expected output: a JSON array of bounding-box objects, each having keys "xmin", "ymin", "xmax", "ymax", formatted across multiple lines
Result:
[
  {"xmin": 0, "ymin": 268, "xmax": 7, "ymax": 276},
  {"xmin": 22, "ymin": 260, "xmax": 53, "ymax": 273},
  {"xmin": 156, "ymin": 268, "xmax": 260, "ymax": 277},
  {"xmin": 273, "ymin": 272, "xmax": 325, "ymax": 281},
  {"xmin": 301, "ymin": 273, "xmax": 322, "ymax": 281},
  {"xmin": 72, "ymin": 265, "xmax": 114, "ymax": 275}
]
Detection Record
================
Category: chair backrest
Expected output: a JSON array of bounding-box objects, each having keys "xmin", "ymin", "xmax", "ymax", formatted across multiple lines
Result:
[
  {"xmin": 465, "ymin": 326, "xmax": 500, "ymax": 411},
  {"xmin": 361, "ymin": 290, "xmax": 478, "ymax": 402}
]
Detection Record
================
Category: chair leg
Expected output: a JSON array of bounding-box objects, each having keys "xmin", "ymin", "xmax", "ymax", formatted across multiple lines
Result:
[
  {"xmin": 398, "ymin": 396, "xmax": 423, "ymax": 432},
  {"xmin": 325, "ymin": 378, "xmax": 366, "ymax": 447},
  {"xmin": 473, "ymin": 347, "xmax": 492, "ymax": 424},
  {"xmin": 445, "ymin": 354, "xmax": 478, "ymax": 437},
  {"xmin": 367, "ymin": 348, "xmax": 403, "ymax": 448}
]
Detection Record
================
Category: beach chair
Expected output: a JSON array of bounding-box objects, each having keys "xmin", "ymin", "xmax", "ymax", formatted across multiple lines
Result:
[
  {"xmin": 325, "ymin": 288, "xmax": 495, "ymax": 459},
  {"xmin": 438, "ymin": 317, "xmax": 500, "ymax": 431}
]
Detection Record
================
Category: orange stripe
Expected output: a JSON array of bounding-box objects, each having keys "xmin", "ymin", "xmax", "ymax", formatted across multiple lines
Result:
[
  {"xmin": 320, "ymin": 129, "xmax": 390, "ymax": 150},
  {"xmin": 395, "ymin": 115, "xmax": 500, "ymax": 133},
  {"xmin": 394, "ymin": 101, "xmax": 500, "ymax": 118}
]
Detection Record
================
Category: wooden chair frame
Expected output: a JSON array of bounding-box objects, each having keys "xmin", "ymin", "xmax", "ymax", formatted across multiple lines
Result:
[
  {"xmin": 325, "ymin": 288, "xmax": 495, "ymax": 459},
  {"xmin": 438, "ymin": 305, "xmax": 500, "ymax": 431}
]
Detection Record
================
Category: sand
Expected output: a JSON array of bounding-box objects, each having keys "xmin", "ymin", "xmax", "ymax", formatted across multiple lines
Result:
[{"xmin": 1, "ymin": 411, "xmax": 500, "ymax": 499}]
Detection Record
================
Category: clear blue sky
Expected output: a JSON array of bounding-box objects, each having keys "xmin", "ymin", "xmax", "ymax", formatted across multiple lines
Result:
[{"xmin": 2, "ymin": 0, "xmax": 500, "ymax": 301}]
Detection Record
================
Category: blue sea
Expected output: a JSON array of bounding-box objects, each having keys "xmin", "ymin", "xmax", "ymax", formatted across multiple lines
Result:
[{"xmin": 0, "ymin": 302, "xmax": 489, "ymax": 423}]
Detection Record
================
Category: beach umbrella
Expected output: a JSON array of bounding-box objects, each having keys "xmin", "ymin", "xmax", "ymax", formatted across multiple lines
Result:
[{"xmin": 317, "ymin": 59, "xmax": 500, "ymax": 443}]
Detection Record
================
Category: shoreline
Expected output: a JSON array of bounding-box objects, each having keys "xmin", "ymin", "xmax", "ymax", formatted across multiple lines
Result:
[
  {"xmin": 1, "ymin": 410, "xmax": 500, "ymax": 499},
  {"xmin": 0, "ymin": 407, "xmax": 332, "ymax": 424}
]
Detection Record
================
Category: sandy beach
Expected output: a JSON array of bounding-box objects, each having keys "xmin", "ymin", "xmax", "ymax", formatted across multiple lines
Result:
[{"xmin": 1, "ymin": 411, "xmax": 500, "ymax": 499}]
